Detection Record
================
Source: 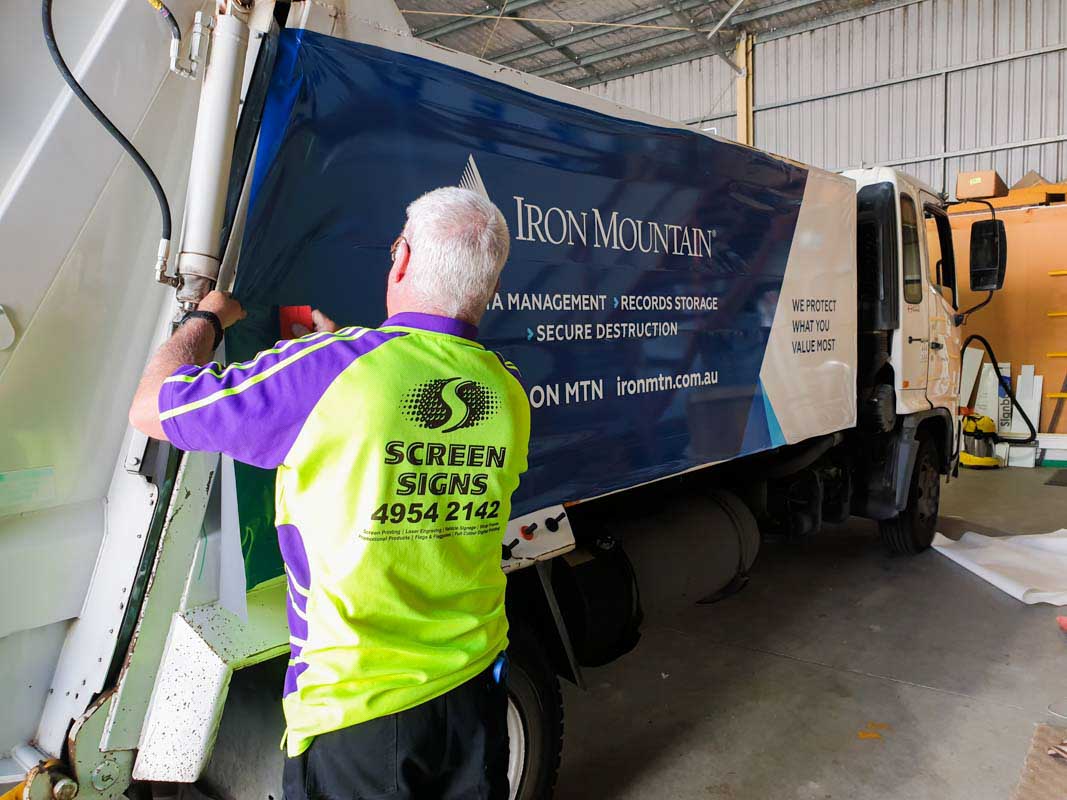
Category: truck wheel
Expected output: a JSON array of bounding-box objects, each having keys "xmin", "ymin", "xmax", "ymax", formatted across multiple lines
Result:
[
  {"xmin": 879, "ymin": 434, "xmax": 940, "ymax": 554},
  {"xmin": 506, "ymin": 628, "xmax": 564, "ymax": 800}
]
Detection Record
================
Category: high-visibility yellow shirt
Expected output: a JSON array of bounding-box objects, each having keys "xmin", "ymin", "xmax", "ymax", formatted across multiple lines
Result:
[{"xmin": 159, "ymin": 312, "xmax": 530, "ymax": 756}]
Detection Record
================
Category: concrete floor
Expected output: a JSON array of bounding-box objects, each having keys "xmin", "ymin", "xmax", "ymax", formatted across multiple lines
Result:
[{"xmin": 556, "ymin": 467, "xmax": 1067, "ymax": 800}]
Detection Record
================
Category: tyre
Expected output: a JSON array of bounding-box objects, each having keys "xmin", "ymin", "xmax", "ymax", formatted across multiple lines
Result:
[
  {"xmin": 879, "ymin": 434, "xmax": 941, "ymax": 554},
  {"xmin": 506, "ymin": 626, "xmax": 564, "ymax": 800}
]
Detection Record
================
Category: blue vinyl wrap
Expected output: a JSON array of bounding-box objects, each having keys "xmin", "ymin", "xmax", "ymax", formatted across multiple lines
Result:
[{"xmin": 228, "ymin": 30, "xmax": 808, "ymax": 584}]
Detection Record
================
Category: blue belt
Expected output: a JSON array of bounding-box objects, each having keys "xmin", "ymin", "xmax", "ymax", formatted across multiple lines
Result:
[{"xmin": 491, "ymin": 652, "xmax": 508, "ymax": 685}]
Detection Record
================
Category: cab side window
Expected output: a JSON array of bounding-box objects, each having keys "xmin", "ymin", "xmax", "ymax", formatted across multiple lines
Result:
[
  {"xmin": 900, "ymin": 194, "xmax": 923, "ymax": 304},
  {"xmin": 923, "ymin": 204, "xmax": 957, "ymax": 309}
]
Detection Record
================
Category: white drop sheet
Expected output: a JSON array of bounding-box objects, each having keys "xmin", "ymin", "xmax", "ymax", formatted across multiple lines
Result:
[{"xmin": 933, "ymin": 530, "xmax": 1067, "ymax": 605}]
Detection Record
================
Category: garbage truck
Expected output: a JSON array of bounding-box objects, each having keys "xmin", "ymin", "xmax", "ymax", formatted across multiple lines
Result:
[{"xmin": 0, "ymin": 0, "xmax": 1008, "ymax": 797}]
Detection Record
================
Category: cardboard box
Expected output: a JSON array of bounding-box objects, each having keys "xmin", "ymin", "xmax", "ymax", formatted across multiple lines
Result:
[
  {"xmin": 1011, "ymin": 169, "xmax": 1050, "ymax": 190},
  {"xmin": 956, "ymin": 170, "xmax": 1008, "ymax": 200}
]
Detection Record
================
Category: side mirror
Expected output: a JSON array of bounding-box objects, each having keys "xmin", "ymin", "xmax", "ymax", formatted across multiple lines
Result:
[{"xmin": 969, "ymin": 219, "xmax": 1007, "ymax": 291}]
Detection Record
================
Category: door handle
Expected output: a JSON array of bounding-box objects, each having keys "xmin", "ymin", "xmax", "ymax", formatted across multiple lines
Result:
[{"xmin": 907, "ymin": 336, "xmax": 929, "ymax": 344}]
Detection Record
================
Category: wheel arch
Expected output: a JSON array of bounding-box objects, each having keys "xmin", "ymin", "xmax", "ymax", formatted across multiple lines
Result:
[
  {"xmin": 892, "ymin": 408, "xmax": 953, "ymax": 515},
  {"xmin": 914, "ymin": 409, "xmax": 954, "ymax": 474},
  {"xmin": 505, "ymin": 563, "xmax": 583, "ymax": 687}
]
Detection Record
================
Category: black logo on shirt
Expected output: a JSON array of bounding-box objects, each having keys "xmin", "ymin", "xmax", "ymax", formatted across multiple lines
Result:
[{"xmin": 402, "ymin": 378, "xmax": 499, "ymax": 433}]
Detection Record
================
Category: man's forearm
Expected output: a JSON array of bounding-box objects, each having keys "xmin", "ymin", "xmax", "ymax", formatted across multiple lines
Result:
[{"xmin": 129, "ymin": 319, "xmax": 217, "ymax": 440}]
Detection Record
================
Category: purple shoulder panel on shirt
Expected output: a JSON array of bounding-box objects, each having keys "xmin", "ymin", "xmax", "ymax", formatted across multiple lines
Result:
[
  {"xmin": 159, "ymin": 328, "xmax": 404, "ymax": 468},
  {"xmin": 278, "ymin": 523, "xmax": 310, "ymax": 697},
  {"xmin": 491, "ymin": 351, "xmax": 523, "ymax": 386},
  {"xmin": 166, "ymin": 331, "xmax": 351, "ymax": 407},
  {"xmin": 284, "ymin": 660, "xmax": 309, "ymax": 697}
]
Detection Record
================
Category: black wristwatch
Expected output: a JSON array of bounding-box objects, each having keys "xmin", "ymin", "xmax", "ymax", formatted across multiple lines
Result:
[{"xmin": 180, "ymin": 310, "xmax": 224, "ymax": 351}]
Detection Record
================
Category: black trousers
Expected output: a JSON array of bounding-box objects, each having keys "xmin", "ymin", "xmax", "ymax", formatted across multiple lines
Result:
[{"xmin": 283, "ymin": 662, "xmax": 510, "ymax": 800}]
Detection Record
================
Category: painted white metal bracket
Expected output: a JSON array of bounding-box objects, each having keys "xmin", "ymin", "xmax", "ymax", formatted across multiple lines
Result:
[
  {"xmin": 132, "ymin": 613, "xmax": 227, "ymax": 782},
  {"xmin": 34, "ymin": 446, "xmax": 159, "ymax": 756},
  {"xmin": 123, "ymin": 431, "xmax": 150, "ymax": 474},
  {"xmin": 133, "ymin": 581, "xmax": 289, "ymax": 781},
  {"xmin": 101, "ymin": 451, "xmax": 218, "ymax": 752},
  {"xmin": 502, "ymin": 504, "xmax": 576, "ymax": 574}
]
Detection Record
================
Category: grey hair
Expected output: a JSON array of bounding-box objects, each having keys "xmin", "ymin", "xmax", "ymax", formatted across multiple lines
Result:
[{"xmin": 400, "ymin": 187, "xmax": 510, "ymax": 320}]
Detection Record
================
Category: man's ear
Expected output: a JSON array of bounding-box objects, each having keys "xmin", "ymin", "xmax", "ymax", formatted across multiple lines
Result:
[{"xmin": 392, "ymin": 239, "xmax": 411, "ymax": 283}]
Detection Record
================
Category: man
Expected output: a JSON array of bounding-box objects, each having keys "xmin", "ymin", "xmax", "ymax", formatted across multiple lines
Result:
[{"xmin": 130, "ymin": 187, "xmax": 529, "ymax": 799}]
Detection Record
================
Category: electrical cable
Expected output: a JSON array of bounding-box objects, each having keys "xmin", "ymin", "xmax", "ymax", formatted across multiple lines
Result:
[
  {"xmin": 960, "ymin": 332, "xmax": 1037, "ymax": 446},
  {"xmin": 958, "ymin": 289, "xmax": 994, "ymax": 321},
  {"xmin": 41, "ymin": 0, "xmax": 173, "ymax": 246}
]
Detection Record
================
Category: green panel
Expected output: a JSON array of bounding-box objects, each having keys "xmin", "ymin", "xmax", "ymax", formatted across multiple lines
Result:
[{"xmin": 225, "ymin": 302, "xmax": 286, "ymax": 589}]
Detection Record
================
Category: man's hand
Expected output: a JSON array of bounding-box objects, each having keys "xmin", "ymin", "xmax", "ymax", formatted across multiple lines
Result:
[
  {"xmin": 128, "ymin": 290, "xmax": 247, "ymax": 441},
  {"xmin": 198, "ymin": 290, "xmax": 247, "ymax": 329},
  {"xmin": 311, "ymin": 309, "xmax": 338, "ymax": 333},
  {"xmin": 291, "ymin": 309, "xmax": 339, "ymax": 337}
]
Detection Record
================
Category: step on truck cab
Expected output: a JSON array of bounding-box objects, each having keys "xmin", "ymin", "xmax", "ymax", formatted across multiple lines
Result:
[{"xmin": 0, "ymin": 2, "xmax": 1007, "ymax": 798}]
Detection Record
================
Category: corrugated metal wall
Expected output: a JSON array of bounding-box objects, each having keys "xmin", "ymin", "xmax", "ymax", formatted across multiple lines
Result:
[
  {"xmin": 585, "ymin": 53, "xmax": 739, "ymax": 142},
  {"xmin": 585, "ymin": 0, "xmax": 1067, "ymax": 194}
]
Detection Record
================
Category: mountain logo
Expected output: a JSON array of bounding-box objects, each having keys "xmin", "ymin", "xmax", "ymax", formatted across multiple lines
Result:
[
  {"xmin": 402, "ymin": 377, "xmax": 499, "ymax": 433},
  {"xmin": 459, "ymin": 154, "xmax": 490, "ymax": 199}
]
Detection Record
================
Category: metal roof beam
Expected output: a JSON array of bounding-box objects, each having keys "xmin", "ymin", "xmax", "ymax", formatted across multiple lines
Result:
[
  {"xmin": 704, "ymin": 0, "xmax": 746, "ymax": 39},
  {"xmin": 716, "ymin": 47, "xmax": 744, "ymax": 76},
  {"xmin": 490, "ymin": 0, "xmax": 708, "ymax": 65},
  {"xmin": 731, "ymin": 0, "xmax": 829, "ymax": 25},
  {"xmin": 533, "ymin": 0, "xmax": 828, "ymax": 81},
  {"xmin": 754, "ymin": 0, "xmax": 921, "ymax": 42},
  {"xmin": 481, "ymin": 0, "xmax": 600, "ymax": 79},
  {"xmin": 568, "ymin": 44, "xmax": 727, "ymax": 88},
  {"xmin": 701, "ymin": 0, "xmax": 746, "ymax": 75},
  {"xmin": 412, "ymin": 0, "xmax": 547, "ymax": 41},
  {"xmin": 532, "ymin": 29, "xmax": 696, "ymax": 77}
]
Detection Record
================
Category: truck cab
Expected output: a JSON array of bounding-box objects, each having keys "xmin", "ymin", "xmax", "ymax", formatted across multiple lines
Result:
[
  {"xmin": 846, "ymin": 167, "xmax": 962, "ymax": 424},
  {"xmin": 842, "ymin": 166, "xmax": 1006, "ymax": 555}
]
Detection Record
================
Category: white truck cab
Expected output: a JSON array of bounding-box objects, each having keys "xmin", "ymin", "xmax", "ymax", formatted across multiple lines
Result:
[
  {"xmin": 842, "ymin": 166, "xmax": 1005, "ymax": 557},
  {"xmin": 845, "ymin": 167, "xmax": 962, "ymax": 421}
]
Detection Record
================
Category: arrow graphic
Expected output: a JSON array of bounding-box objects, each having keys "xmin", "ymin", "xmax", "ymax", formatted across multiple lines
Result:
[
  {"xmin": 613, "ymin": 296, "xmax": 619, "ymax": 309},
  {"xmin": 526, "ymin": 327, "xmax": 534, "ymax": 341}
]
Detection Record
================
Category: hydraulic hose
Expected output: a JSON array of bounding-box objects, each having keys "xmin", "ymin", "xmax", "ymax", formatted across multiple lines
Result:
[
  {"xmin": 961, "ymin": 332, "xmax": 1037, "ymax": 446},
  {"xmin": 145, "ymin": 0, "xmax": 182, "ymax": 41},
  {"xmin": 41, "ymin": 0, "xmax": 174, "ymax": 264}
]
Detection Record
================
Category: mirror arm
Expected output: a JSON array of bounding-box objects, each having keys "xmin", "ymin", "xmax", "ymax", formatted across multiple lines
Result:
[
  {"xmin": 955, "ymin": 290, "xmax": 994, "ymax": 326},
  {"xmin": 972, "ymin": 198, "xmax": 997, "ymax": 222},
  {"xmin": 945, "ymin": 197, "xmax": 997, "ymax": 222}
]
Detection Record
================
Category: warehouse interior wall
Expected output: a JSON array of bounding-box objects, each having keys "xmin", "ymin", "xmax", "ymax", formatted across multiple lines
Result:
[
  {"xmin": 584, "ymin": 0, "xmax": 1067, "ymax": 195},
  {"xmin": 950, "ymin": 185, "xmax": 1067, "ymax": 433},
  {"xmin": 584, "ymin": 51, "xmax": 740, "ymax": 142}
]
